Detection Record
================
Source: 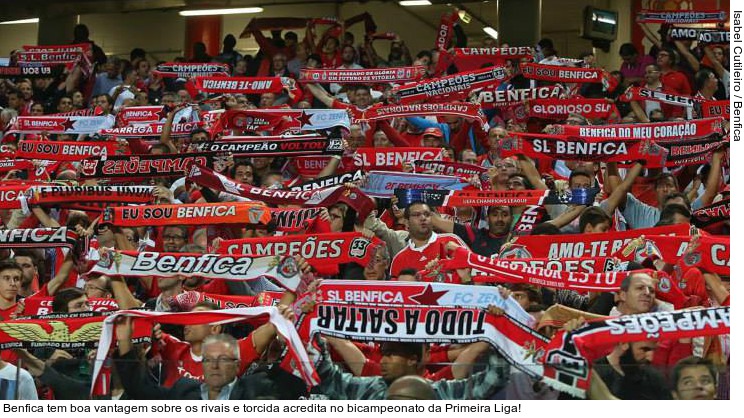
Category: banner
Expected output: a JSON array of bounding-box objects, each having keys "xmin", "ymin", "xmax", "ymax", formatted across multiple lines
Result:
[
  {"xmin": 542, "ymin": 306, "xmax": 730, "ymax": 397},
  {"xmin": 549, "ymin": 117, "xmax": 724, "ymax": 141},
  {"xmin": 12, "ymin": 115, "xmax": 114, "ymax": 134},
  {"xmin": 195, "ymin": 134, "xmax": 344, "ymax": 156},
  {"xmin": 194, "ymin": 76, "xmax": 284, "ymax": 94},
  {"xmin": 520, "ymin": 63, "xmax": 604, "ymax": 83},
  {"xmin": 670, "ymin": 27, "xmax": 730, "ymax": 44},
  {"xmin": 499, "ymin": 133, "xmax": 669, "ymax": 168},
  {"xmin": 498, "ymin": 224, "xmax": 691, "ymax": 259},
  {"xmin": 394, "ymin": 188, "xmax": 599, "ymax": 208},
  {"xmin": 360, "ymin": 171, "xmax": 470, "ymax": 198},
  {"xmin": 351, "ymin": 147, "xmax": 444, "ymax": 170},
  {"xmin": 528, "ymin": 98, "xmax": 618, "ymax": 120},
  {"xmin": 152, "ymin": 62, "xmax": 230, "ymax": 78},
  {"xmin": 79, "ymin": 152, "xmax": 223, "ymax": 179},
  {"xmin": 216, "ymin": 232, "xmax": 383, "ymax": 275},
  {"xmin": 89, "ymin": 250, "xmax": 302, "ymax": 291},
  {"xmin": 392, "ymin": 66, "xmax": 507, "ymax": 104},
  {"xmin": 0, "ymin": 312, "xmax": 104, "ymax": 350},
  {"xmin": 102, "ymin": 202, "xmax": 271, "ymax": 227},
  {"xmin": 635, "ymin": 9, "xmax": 727, "ymax": 23},
  {"xmin": 17, "ymin": 140, "xmax": 120, "ymax": 161},
  {"xmin": 222, "ymin": 109, "xmax": 350, "ymax": 132},
  {"xmin": 435, "ymin": 11, "xmax": 459, "ymax": 50},
  {"xmin": 289, "ymin": 170, "xmax": 365, "ymax": 191},
  {"xmin": 299, "ymin": 66, "xmax": 425, "ymax": 84},
  {"xmin": 477, "ymin": 85, "xmax": 562, "ymax": 109},
  {"xmin": 187, "ymin": 163, "xmax": 376, "ymax": 219},
  {"xmin": 99, "ymin": 122, "xmax": 203, "ymax": 138}
]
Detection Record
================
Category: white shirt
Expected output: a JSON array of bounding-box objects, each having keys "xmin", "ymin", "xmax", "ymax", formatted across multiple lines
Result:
[{"xmin": 0, "ymin": 362, "xmax": 38, "ymax": 400}]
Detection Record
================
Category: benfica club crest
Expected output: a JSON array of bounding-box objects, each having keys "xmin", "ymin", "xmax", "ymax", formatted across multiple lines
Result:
[
  {"xmin": 0, "ymin": 320, "xmax": 102, "ymax": 344},
  {"xmin": 499, "ymin": 243, "xmax": 532, "ymax": 259},
  {"xmin": 397, "ymin": 68, "xmax": 407, "ymax": 79},
  {"xmin": 277, "ymin": 256, "xmax": 299, "ymax": 278},
  {"xmin": 247, "ymin": 206, "xmax": 265, "ymax": 224}
]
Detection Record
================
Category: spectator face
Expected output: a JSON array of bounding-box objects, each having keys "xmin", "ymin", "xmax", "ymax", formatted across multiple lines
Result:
[
  {"xmin": 7, "ymin": 93, "xmax": 21, "ymax": 109},
  {"xmin": 629, "ymin": 341, "xmax": 656, "ymax": 365},
  {"xmin": 342, "ymin": 46, "xmax": 355, "ymax": 64},
  {"xmin": 496, "ymin": 158, "xmax": 518, "ymax": 181},
  {"xmin": 620, "ymin": 52, "xmax": 636, "ymax": 66},
  {"xmin": 569, "ymin": 173, "xmax": 592, "ymax": 189},
  {"xmin": 233, "ymin": 164, "xmax": 254, "ymax": 184},
  {"xmin": 252, "ymin": 157, "xmax": 272, "ymax": 170},
  {"xmin": 323, "ymin": 37, "xmax": 339, "ymax": 55},
  {"xmin": 272, "ymin": 54, "xmax": 287, "ymax": 72},
  {"xmin": 407, "ymin": 203, "xmax": 433, "ymax": 239},
  {"xmin": 511, "ymin": 291, "xmax": 530, "ymax": 310},
  {"xmin": 184, "ymin": 306, "xmax": 216, "ymax": 343},
  {"xmin": 460, "ymin": 150, "xmax": 477, "ymax": 164},
  {"xmin": 137, "ymin": 60, "xmax": 151, "ymax": 77},
  {"xmin": 18, "ymin": 82, "xmax": 32, "ymax": 100},
  {"xmin": 363, "ymin": 252, "xmax": 389, "ymax": 280},
  {"xmin": 122, "ymin": 228, "xmax": 137, "ymax": 245},
  {"xmin": 30, "ymin": 103, "xmax": 44, "ymax": 116},
  {"xmin": 178, "ymin": 89, "xmax": 191, "ymax": 103},
  {"xmin": 329, "ymin": 206, "xmax": 345, "ymax": 232},
  {"xmin": 96, "ymin": 95, "xmax": 112, "ymax": 113},
  {"xmin": 13, "ymin": 256, "xmax": 37, "ymax": 287},
  {"xmin": 162, "ymin": 226, "xmax": 187, "ymax": 252},
  {"xmin": 374, "ymin": 131, "xmax": 392, "ymax": 147},
  {"xmin": 105, "ymin": 62, "xmax": 119, "ymax": 78},
  {"xmin": 644, "ymin": 65, "xmax": 660, "ymax": 84},
  {"xmin": 380, "ymin": 348, "xmax": 417, "ymax": 383},
  {"xmin": 443, "ymin": 116, "xmax": 462, "ymax": 132},
  {"xmin": 259, "ymin": 93, "xmax": 276, "ymax": 108},
  {"xmin": 421, "ymin": 134, "xmax": 442, "ymax": 147},
  {"xmin": 712, "ymin": 47, "xmax": 724, "ymax": 63},
  {"xmin": 507, "ymin": 176, "xmax": 526, "ymax": 191},
  {"xmin": 656, "ymin": 51, "xmax": 672, "ymax": 69},
  {"xmin": 202, "ymin": 341, "xmax": 240, "ymax": 392},
  {"xmin": 72, "ymin": 91, "xmax": 84, "ymax": 108},
  {"xmin": 0, "ymin": 267, "xmax": 21, "ymax": 301},
  {"xmin": 67, "ymin": 294, "xmax": 92, "ymax": 313},
  {"xmin": 619, "ymin": 274, "xmax": 656, "ymax": 314},
  {"xmin": 703, "ymin": 71, "xmax": 718, "ymax": 90},
  {"xmin": 84, "ymin": 276, "xmax": 111, "ymax": 298},
  {"xmin": 57, "ymin": 97, "xmax": 73, "ymax": 113},
  {"xmin": 585, "ymin": 221, "xmax": 610, "ymax": 233},
  {"xmin": 191, "ymin": 131, "xmax": 209, "ymax": 143},
  {"xmin": 655, "ymin": 177, "xmax": 678, "ymax": 205},
  {"xmin": 353, "ymin": 89, "xmax": 372, "ymax": 108},
  {"xmin": 673, "ymin": 365, "xmax": 717, "ymax": 400},
  {"xmin": 233, "ymin": 60, "xmax": 247, "ymax": 75},
  {"xmin": 348, "ymin": 126, "xmax": 365, "ymax": 150},
  {"xmin": 487, "ymin": 206, "xmax": 511, "ymax": 235}
]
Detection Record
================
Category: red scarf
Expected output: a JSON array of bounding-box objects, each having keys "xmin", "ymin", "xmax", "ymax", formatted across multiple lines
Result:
[
  {"xmin": 499, "ymin": 224, "xmax": 690, "ymax": 258},
  {"xmin": 194, "ymin": 76, "xmax": 284, "ymax": 94},
  {"xmin": 79, "ymin": 152, "xmax": 222, "ymax": 179},
  {"xmin": 23, "ymin": 185, "xmax": 155, "ymax": 207},
  {"xmin": 702, "ymin": 100, "xmax": 729, "ymax": 119},
  {"xmin": 392, "ymin": 66, "xmax": 507, "ymax": 104},
  {"xmin": 520, "ymin": 63, "xmax": 604, "ymax": 83},
  {"xmin": 103, "ymin": 202, "xmax": 271, "ymax": 227},
  {"xmin": 361, "ymin": 102, "xmax": 487, "ymax": 126},
  {"xmin": 166, "ymin": 290, "xmax": 284, "ymax": 312},
  {"xmin": 152, "ymin": 62, "xmax": 230, "ymax": 78},
  {"xmin": 635, "ymin": 9, "xmax": 727, "ymax": 23},
  {"xmin": 299, "ymin": 66, "xmax": 425, "ymax": 84},
  {"xmin": 549, "ymin": 117, "xmax": 724, "ymax": 140},
  {"xmin": 434, "ymin": 10, "xmax": 459, "ymax": 50},
  {"xmin": 617, "ymin": 234, "xmax": 730, "ymax": 276},
  {"xmin": 196, "ymin": 134, "xmax": 343, "ymax": 157},
  {"xmin": 52, "ymin": 106, "xmax": 104, "ymax": 117},
  {"xmin": 0, "ymin": 227, "xmax": 80, "ymax": 250},
  {"xmin": 692, "ymin": 198, "xmax": 729, "ymax": 229},
  {"xmin": 528, "ymin": 98, "xmax": 618, "ymax": 120},
  {"xmin": 0, "ymin": 64, "xmax": 64, "ymax": 79},
  {"xmin": 620, "ymin": 86, "xmax": 699, "ymax": 107},
  {"xmin": 500, "ymin": 133, "xmax": 669, "ymax": 168},
  {"xmin": 289, "ymin": 170, "xmax": 365, "ymax": 191},
  {"xmin": 478, "ymin": 85, "xmax": 562, "ymax": 110},
  {"xmin": 100, "ymin": 121, "xmax": 202, "ymax": 138},
  {"xmin": 22, "ymin": 297, "xmax": 118, "ymax": 316},
  {"xmin": 542, "ymin": 306, "xmax": 730, "ymax": 397},
  {"xmin": 221, "ymin": 109, "xmax": 350, "ymax": 133},
  {"xmin": 270, "ymin": 207, "xmax": 325, "ymax": 232},
  {"xmin": 485, "ymin": 256, "xmax": 617, "ymax": 274},
  {"xmin": 216, "ymin": 232, "xmax": 384, "ymax": 275},
  {"xmin": 0, "ymin": 159, "xmax": 35, "ymax": 175},
  {"xmin": 450, "ymin": 47, "xmax": 533, "ymax": 71},
  {"xmin": 351, "ymin": 147, "xmax": 444, "ymax": 171},
  {"xmin": 17, "ymin": 140, "xmax": 120, "ymax": 161},
  {"xmin": 116, "ymin": 105, "xmax": 168, "ymax": 125}
]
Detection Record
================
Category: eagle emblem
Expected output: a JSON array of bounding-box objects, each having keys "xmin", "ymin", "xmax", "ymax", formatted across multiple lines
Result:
[{"xmin": 0, "ymin": 321, "xmax": 102, "ymax": 344}]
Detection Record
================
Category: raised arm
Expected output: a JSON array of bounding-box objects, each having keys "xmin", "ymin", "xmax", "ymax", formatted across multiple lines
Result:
[
  {"xmin": 516, "ymin": 154, "xmax": 548, "ymax": 190},
  {"xmin": 697, "ymin": 147, "xmax": 725, "ymax": 207},
  {"xmin": 674, "ymin": 40, "xmax": 700, "ymax": 73},
  {"xmin": 46, "ymin": 251, "xmax": 75, "ymax": 296},
  {"xmin": 601, "ymin": 162, "xmax": 645, "ymax": 215},
  {"xmin": 305, "ymin": 83, "xmax": 336, "ymax": 108},
  {"xmin": 703, "ymin": 45, "xmax": 727, "ymax": 79},
  {"xmin": 160, "ymin": 104, "xmax": 185, "ymax": 153}
]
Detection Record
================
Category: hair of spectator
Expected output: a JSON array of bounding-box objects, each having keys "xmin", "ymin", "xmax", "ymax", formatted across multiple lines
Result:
[
  {"xmin": 0, "ymin": 259, "xmax": 23, "ymax": 276},
  {"xmin": 659, "ymin": 203, "xmax": 691, "ymax": 221},
  {"xmin": 398, "ymin": 268, "xmax": 418, "ymax": 277},
  {"xmin": 52, "ymin": 287, "xmax": 86, "ymax": 313},
  {"xmin": 11, "ymin": 249, "xmax": 39, "ymax": 267},
  {"xmin": 202, "ymin": 333, "xmax": 241, "ymax": 360},
  {"xmin": 654, "ymin": 171, "xmax": 679, "ymax": 190},
  {"xmin": 695, "ymin": 68, "xmax": 716, "ymax": 91},
  {"xmin": 569, "ymin": 168, "xmax": 593, "ymax": 186},
  {"xmin": 530, "ymin": 222, "xmax": 561, "ymax": 235},
  {"xmin": 66, "ymin": 211, "xmax": 91, "ymax": 230},
  {"xmin": 163, "ymin": 225, "xmax": 188, "ymax": 239},
  {"xmin": 662, "ymin": 192, "xmax": 691, "ymax": 208},
  {"xmin": 508, "ymin": 173, "xmax": 534, "ymax": 190},
  {"xmin": 579, "ymin": 206, "xmax": 611, "ymax": 233},
  {"xmin": 618, "ymin": 43, "xmax": 638, "ymax": 57},
  {"xmin": 403, "ymin": 201, "xmax": 431, "ymax": 219}
]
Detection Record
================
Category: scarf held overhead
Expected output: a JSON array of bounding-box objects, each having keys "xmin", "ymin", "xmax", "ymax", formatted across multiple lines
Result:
[
  {"xmin": 79, "ymin": 153, "xmax": 224, "ymax": 179},
  {"xmin": 195, "ymin": 134, "xmax": 344, "ymax": 157},
  {"xmin": 17, "ymin": 140, "xmax": 121, "ymax": 161},
  {"xmin": 635, "ymin": 9, "xmax": 727, "ymax": 23},
  {"xmin": 102, "ymin": 202, "xmax": 272, "ymax": 227},
  {"xmin": 12, "ymin": 115, "xmax": 114, "ymax": 134},
  {"xmin": 394, "ymin": 187, "xmax": 599, "ymax": 207},
  {"xmin": 520, "ymin": 63, "xmax": 605, "ymax": 83},
  {"xmin": 152, "ymin": 62, "xmax": 230, "ymax": 78},
  {"xmin": 360, "ymin": 171, "xmax": 470, "ymax": 198},
  {"xmin": 392, "ymin": 66, "xmax": 507, "ymax": 104},
  {"xmin": 299, "ymin": 66, "xmax": 425, "ymax": 84},
  {"xmin": 221, "ymin": 109, "xmax": 351, "ymax": 133}
]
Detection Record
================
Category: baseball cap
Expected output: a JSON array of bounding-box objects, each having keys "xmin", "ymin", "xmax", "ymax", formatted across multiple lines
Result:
[{"xmin": 422, "ymin": 127, "xmax": 443, "ymax": 138}]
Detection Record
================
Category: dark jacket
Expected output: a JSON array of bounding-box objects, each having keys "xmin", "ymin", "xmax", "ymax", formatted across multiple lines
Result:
[{"xmin": 114, "ymin": 350, "xmax": 307, "ymax": 400}]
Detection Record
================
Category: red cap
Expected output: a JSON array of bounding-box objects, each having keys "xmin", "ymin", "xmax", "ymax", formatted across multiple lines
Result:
[{"xmin": 422, "ymin": 127, "xmax": 444, "ymax": 138}]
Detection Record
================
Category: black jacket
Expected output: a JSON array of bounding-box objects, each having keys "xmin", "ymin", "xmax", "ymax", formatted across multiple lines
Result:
[{"xmin": 114, "ymin": 350, "xmax": 307, "ymax": 400}]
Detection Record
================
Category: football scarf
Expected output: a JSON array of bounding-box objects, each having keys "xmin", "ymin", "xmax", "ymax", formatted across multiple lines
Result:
[
  {"xmin": 477, "ymin": 85, "xmax": 562, "ymax": 110},
  {"xmin": 435, "ymin": 10, "xmax": 459, "ymax": 50},
  {"xmin": 11, "ymin": 115, "xmax": 114, "ymax": 134},
  {"xmin": 542, "ymin": 306, "xmax": 730, "ymax": 398},
  {"xmin": 635, "ymin": 9, "xmax": 727, "ymax": 23},
  {"xmin": 152, "ymin": 62, "xmax": 230, "ymax": 78},
  {"xmin": 22, "ymin": 298, "xmax": 119, "ymax": 316},
  {"xmin": 187, "ymin": 163, "xmax": 376, "ymax": 219},
  {"xmin": 392, "ymin": 66, "xmax": 507, "ymax": 104},
  {"xmin": 511, "ymin": 204, "xmax": 548, "ymax": 236},
  {"xmin": 289, "ymin": 170, "xmax": 365, "ymax": 191},
  {"xmin": 17, "ymin": 140, "xmax": 120, "ymax": 161},
  {"xmin": 692, "ymin": 199, "xmax": 729, "ymax": 229},
  {"xmin": 701, "ymin": 101, "xmax": 729, "ymax": 119},
  {"xmin": 654, "ymin": 135, "xmax": 728, "ymax": 167},
  {"xmin": 167, "ymin": 291, "xmax": 285, "ymax": 312},
  {"xmin": 440, "ymin": 247, "xmax": 641, "ymax": 292},
  {"xmin": 620, "ymin": 86, "xmax": 698, "ymax": 107},
  {"xmin": 617, "ymin": 234, "xmax": 729, "ymax": 276},
  {"xmin": 102, "ymin": 202, "xmax": 271, "ymax": 227},
  {"xmin": 520, "ymin": 63, "xmax": 605, "ymax": 83},
  {"xmin": 413, "ymin": 159, "xmax": 489, "ymax": 180},
  {"xmin": 360, "ymin": 171, "xmax": 470, "ymax": 198},
  {"xmin": 670, "ymin": 27, "xmax": 730, "ymax": 44},
  {"xmin": 271, "ymin": 207, "xmax": 324, "ymax": 232},
  {"xmin": 0, "ymin": 227, "xmax": 80, "ymax": 250},
  {"xmin": 528, "ymin": 98, "xmax": 618, "ymax": 120},
  {"xmin": 499, "ymin": 133, "xmax": 669, "ymax": 168},
  {"xmin": 0, "ymin": 160, "xmax": 34, "ymax": 174},
  {"xmin": 91, "ymin": 307, "xmax": 319, "ymax": 396},
  {"xmin": 299, "ymin": 66, "xmax": 425, "ymax": 84},
  {"xmin": 53, "ymin": 106, "xmax": 104, "ymax": 117},
  {"xmin": 216, "ymin": 232, "xmax": 384, "ymax": 275},
  {"xmin": 484, "ymin": 256, "xmax": 618, "ymax": 274},
  {"xmin": 498, "ymin": 223, "xmax": 691, "ymax": 259},
  {"xmin": 450, "ymin": 47, "xmax": 533, "ymax": 71},
  {"xmin": 393, "ymin": 187, "xmax": 599, "ymax": 207},
  {"xmin": 195, "ymin": 134, "xmax": 344, "ymax": 156},
  {"xmin": 351, "ymin": 147, "xmax": 444, "ymax": 171},
  {"xmin": 361, "ymin": 102, "xmax": 487, "ymax": 126},
  {"xmin": 21, "ymin": 185, "xmax": 155, "ymax": 208},
  {"xmin": 79, "ymin": 152, "xmax": 224, "ymax": 179},
  {"xmin": 116, "ymin": 105, "xmax": 168, "ymax": 125},
  {"xmin": 99, "ymin": 122, "xmax": 203, "ymax": 138},
  {"xmin": 0, "ymin": 64, "xmax": 64, "ymax": 79},
  {"xmin": 194, "ymin": 76, "xmax": 284, "ymax": 94},
  {"xmin": 89, "ymin": 250, "xmax": 303, "ymax": 291},
  {"xmin": 0, "ymin": 184, "xmax": 32, "ymax": 209},
  {"xmin": 17, "ymin": 43, "xmax": 92, "ymax": 76},
  {"xmin": 0, "ymin": 312, "xmax": 105, "ymax": 350},
  {"xmin": 221, "ymin": 109, "xmax": 351, "ymax": 133},
  {"xmin": 549, "ymin": 117, "xmax": 723, "ymax": 141}
]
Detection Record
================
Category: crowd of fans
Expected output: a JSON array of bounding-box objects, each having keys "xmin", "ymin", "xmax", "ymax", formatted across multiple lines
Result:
[{"xmin": 0, "ymin": 7, "xmax": 730, "ymax": 402}]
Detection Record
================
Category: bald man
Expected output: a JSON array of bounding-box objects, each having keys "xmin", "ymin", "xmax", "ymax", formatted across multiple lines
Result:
[{"xmin": 386, "ymin": 375, "xmax": 436, "ymax": 400}]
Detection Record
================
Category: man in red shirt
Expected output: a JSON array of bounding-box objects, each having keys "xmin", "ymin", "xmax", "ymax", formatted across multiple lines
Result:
[
  {"xmin": 389, "ymin": 201, "xmax": 467, "ymax": 282},
  {"xmin": 657, "ymin": 47, "xmax": 691, "ymax": 96},
  {"xmin": 0, "ymin": 259, "xmax": 21, "ymax": 321}
]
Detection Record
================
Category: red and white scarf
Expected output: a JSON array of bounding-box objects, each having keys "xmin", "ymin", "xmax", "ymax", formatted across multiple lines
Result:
[
  {"xmin": 621, "ymin": 86, "xmax": 699, "ymax": 107},
  {"xmin": 12, "ymin": 115, "xmax": 114, "ymax": 134},
  {"xmin": 299, "ymin": 66, "xmax": 425, "ymax": 84},
  {"xmin": 79, "ymin": 152, "xmax": 223, "ymax": 179},
  {"xmin": 701, "ymin": 101, "xmax": 729, "ymax": 119},
  {"xmin": 17, "ymin": 140, "xmax": 120, "ymax": 161},
  {"xmin": 195, "ymin": 134, "xmax": 344, "ymax": 157},
  {"xmin": 635, "ymin": 9, "xmax": 727, "ymax": 24},
  {"xmin": 351, "ymin": 147, "xmax": 444, "ymax": 171},
  {"xmin": 392, "ymin": 66, "xmax": 507, "ymax": 104},
  {"xmin": 0, "ymin": 227, "xmax": 80, "ymax": 250},
  {"xmin": 549, "ymin": 117, "xmax": 724, "ymax": 141},
  {"xmin": 152, "ymin": 62, "xmax": 230, "ymax": 78},
  {"xmin": 221, "ymin": 109, "xmax": 350, "ymax": 133},
  {"xmin": 194, "ymin": 76, "xmax": 285, "ymax": 94},
  {"xmin": 102, "ymin": 202, "xmax": 271, "ymax": 227},
  {"xmin": 520, "ymin": 63, "xmax": 604, "ymax": 83},
  {"xmin": 99, "ymin": 121, "xmax": 203, "ymax": 138},
  {"xmin": 477, "ymin": 85, "xmax": 562, "ymax": 109},
  {"xmin": 361, "ymin": 102, "xmax": 487, "ymax": 127},
  {"xmin": 528, "ymin": 98, "xmax": 618, "ymax": 120}
]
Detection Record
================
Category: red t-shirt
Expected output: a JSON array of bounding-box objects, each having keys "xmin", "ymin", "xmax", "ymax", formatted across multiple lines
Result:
[
  {"xmin": 156, "ymin": 332, "xmax": 260, "ymax": 387},
  {"xmin": 390, "ymin": 232, "xmax": 467, "ymax": 282}
]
